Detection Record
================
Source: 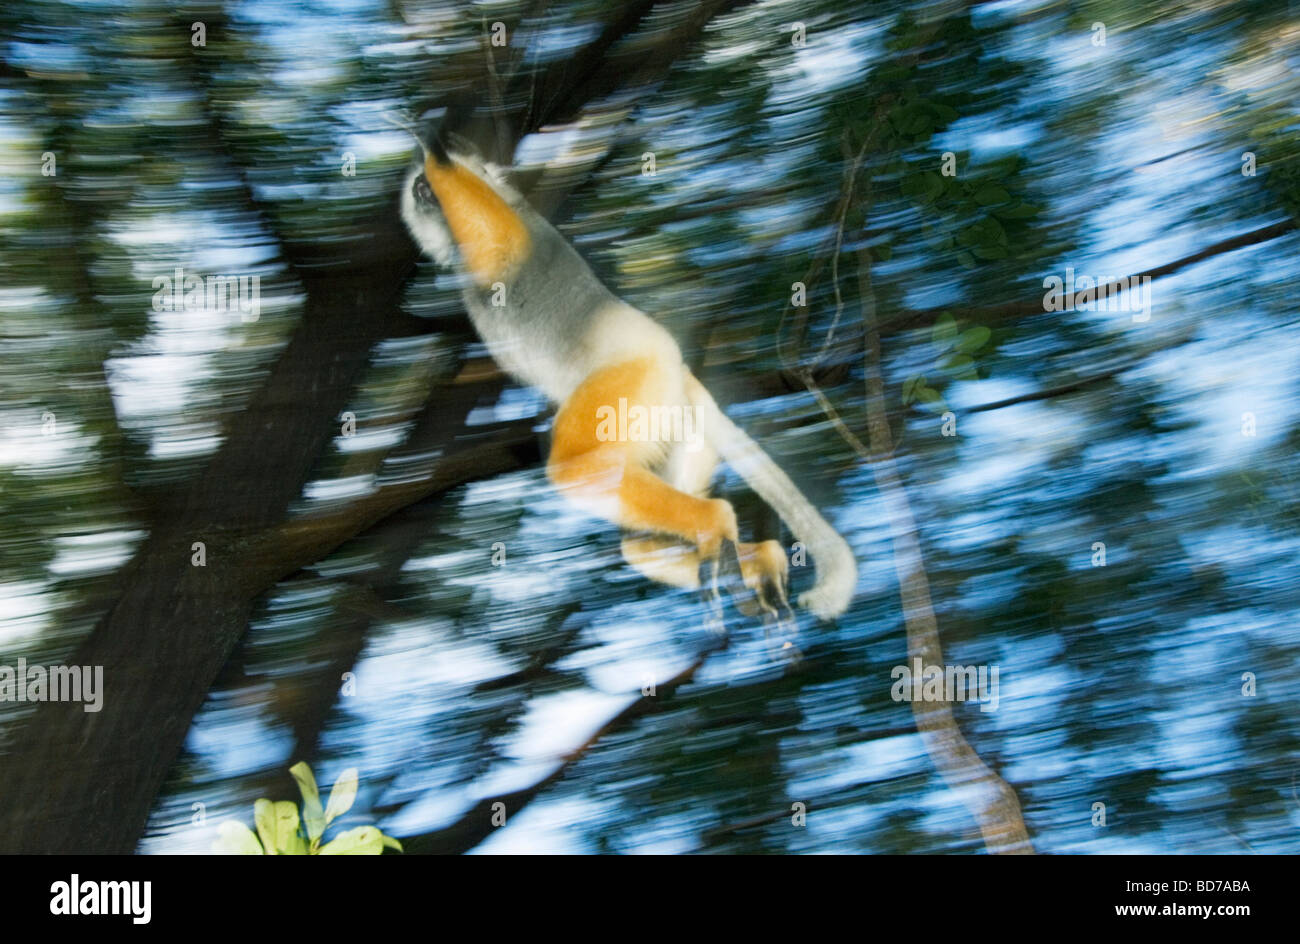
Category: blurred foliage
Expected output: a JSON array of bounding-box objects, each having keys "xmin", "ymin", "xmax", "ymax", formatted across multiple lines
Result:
[{"xmin": 1, "ymin": 0, "xmax": 1299, "ymax": 853}]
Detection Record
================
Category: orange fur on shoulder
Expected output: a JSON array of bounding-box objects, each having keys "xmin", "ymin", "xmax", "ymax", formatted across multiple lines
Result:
[{"xmin": 424, "ymin": 155, "xmax": 530, "ymax": 284}]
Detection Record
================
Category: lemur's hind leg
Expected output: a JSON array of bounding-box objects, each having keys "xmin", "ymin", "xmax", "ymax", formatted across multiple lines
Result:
[
  {"xmin": 548, "ymin": 357, "xmax": 738, "ymax": 558},
  {"xmin": 615, "ymin": 388, "xmax": 791, "ymax": 616},
  {"xmin": 618, "ymin": 432, "xmax": 721, "ymax": 589}
]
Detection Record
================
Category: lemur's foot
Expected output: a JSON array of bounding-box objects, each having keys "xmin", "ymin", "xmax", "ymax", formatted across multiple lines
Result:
[
  {"xmin": 742, "ymin": 542, "xmax": 801, "ymax": 665},
  {"xmin": 734, "ymin": 540, "xmax": 790, "ymax": 616},
  {"xmin": 699, "ymin": 538, "xmax": 800, "ymax": 662},
  {"xmin": 696, "ymin": 542, "xmax": 731, "ymax": 637}
]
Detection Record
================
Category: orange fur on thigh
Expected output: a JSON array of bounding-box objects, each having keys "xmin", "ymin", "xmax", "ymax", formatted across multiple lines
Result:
[{"xmin": 548, "ymin": 358, "xmax": 734, "ymax": 551}]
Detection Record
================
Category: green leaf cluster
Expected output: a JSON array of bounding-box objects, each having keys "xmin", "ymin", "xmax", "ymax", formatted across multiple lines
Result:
[
  {"xmin": 211, "ymin": 762, "xmax": 403, "ymax": 855},
  {"xmin": 901, "ymin": 313, "xmax": 993, "ymax": 412}
]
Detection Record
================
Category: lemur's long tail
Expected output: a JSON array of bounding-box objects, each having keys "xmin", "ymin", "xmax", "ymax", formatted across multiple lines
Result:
[{"xmin": 687, "ymin": 374, "xmax": 857, "ymax": 620}]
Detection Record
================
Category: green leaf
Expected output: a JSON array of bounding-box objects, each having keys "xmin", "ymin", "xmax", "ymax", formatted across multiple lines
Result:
[
  {"xmin": 977, "ymin": 216, "xmax": 1007, "ymax": 244},
  {"xmin": 956, "ymin": 250, "xmax": 977, "ymax": 269},
  {"xmin": 318, "ymin": 826, "xmax": 384, "ymax": 855},
  {"xmin": 274, "ymin": 801, "xmax": 306, "ymax": 855},
  {"xmin": 973, "ymin": 184, "xmax": 1011, "ymax": 206},
  {"xmin": 212, "ymin": 821, "xmax": 264, "ymax": 855},
  {"xmin": 956, "ymin": 326, "xmax": 991, "ymax": 353},
  {"xmin": 972, "ymin": 244, "xmax": 1007, "ymax": 260},
  {"xmin": 254, "ymin": 798, "xmax": 276, "ymax": 856},
  {"xmin": 902, "ymin": 374, "xmax": 928, "ymax": 405},
  {"xmin": 914, "ymin": 387, "xmax": 948, "ymax": 414},
  {"xmin": 290, "ymin": 761, "xmax": 327, "ymax": 842},
  {"xmin": 325, "ymin": 768, "xmax": 359, "ymax": 826},
  {"xmin": 381, "ymin": 834, "xmax": 404, "ymax": 853},
  {"xmin": 932, "ymin": 314, "xmax": 959, "ymax": 347},
  {"xmin": 915, "ymin": 387, "xmax": 946, "ymax": 413},
  {"xmin": 996, "ymin": 203, "xmax": 1041, "ymax": 219},
  {"xmin": 942, "ymin": 353, "xmax": 979, "ymax": 379}
]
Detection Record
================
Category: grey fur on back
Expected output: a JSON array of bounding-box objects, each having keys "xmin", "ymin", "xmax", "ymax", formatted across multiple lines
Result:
[
  {"xmin": 400, "ymin": 160, "xmax": 666, "ymax": 403},
  {"xmin": 460, "ymin": 199, "xmax": 624, "ymax": 399}
]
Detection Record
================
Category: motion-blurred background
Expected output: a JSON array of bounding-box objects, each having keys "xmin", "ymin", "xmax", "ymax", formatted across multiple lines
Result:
[{"xmin": 1, "ymin": 0, "xmax": 1298, "ymax": 854}]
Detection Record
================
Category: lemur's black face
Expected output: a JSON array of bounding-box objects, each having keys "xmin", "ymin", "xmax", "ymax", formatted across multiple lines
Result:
[{"xmin": 411, "ymin": 173, "xmax": 435, "ymax": 207}]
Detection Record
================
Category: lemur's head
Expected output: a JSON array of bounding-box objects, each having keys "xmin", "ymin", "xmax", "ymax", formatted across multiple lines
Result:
[
  {"xmin": 398, "ymin": 125, "xmax": 460, "ymax": 268},
  {"xmin": 397, "ymin": 123, "xmax": 532, "ymax": 285}
]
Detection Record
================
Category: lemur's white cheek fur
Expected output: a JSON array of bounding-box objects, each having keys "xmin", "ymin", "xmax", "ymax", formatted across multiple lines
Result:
[{"xmin": 400, "ymin": 168, "xmax": 457, "ymax": 268}]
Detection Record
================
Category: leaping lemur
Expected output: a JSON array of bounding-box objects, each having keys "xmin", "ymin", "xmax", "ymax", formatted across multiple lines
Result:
[{"xmin": 399, "ymin": 120, "xmax": 856, "ymax": 622}]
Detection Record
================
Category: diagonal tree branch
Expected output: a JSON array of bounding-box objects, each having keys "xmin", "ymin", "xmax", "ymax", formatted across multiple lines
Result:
[
  {"xmin": 886, "ymin": 218, "xmax": 1297, "ymax": 333},
  {"xmin": 966, "ymin": 363, "xmax": 1131, "ymax": 413},
  {"xmin": 402, "ymin": 635, "xmax": 726, "ymax": 854}
]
